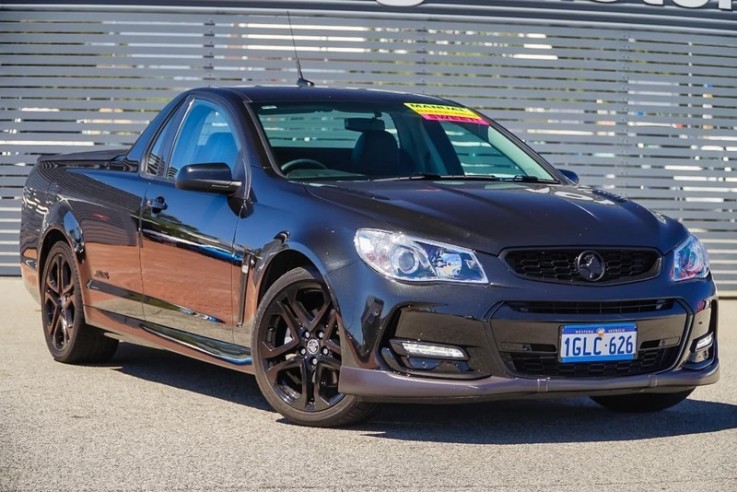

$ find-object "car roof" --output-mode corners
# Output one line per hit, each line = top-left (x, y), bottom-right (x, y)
(195, 85), (458, 105)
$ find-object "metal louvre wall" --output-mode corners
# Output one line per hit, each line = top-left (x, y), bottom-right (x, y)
(1, 3), (736, 294)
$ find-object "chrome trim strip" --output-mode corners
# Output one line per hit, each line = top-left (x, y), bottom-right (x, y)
(88, 279), (225, 324)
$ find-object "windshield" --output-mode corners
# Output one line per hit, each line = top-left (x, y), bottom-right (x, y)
(254, 101), (557, 182)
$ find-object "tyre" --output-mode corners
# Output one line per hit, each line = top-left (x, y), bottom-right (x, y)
(252, 267), (378, 427)
(41, 241), (119, 364)
(591, 389), (694, 413)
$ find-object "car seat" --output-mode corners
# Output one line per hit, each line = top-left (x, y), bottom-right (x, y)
(351, 130), (400, 176)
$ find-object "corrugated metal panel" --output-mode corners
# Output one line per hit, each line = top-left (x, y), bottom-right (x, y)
(1, 3), (735, 295)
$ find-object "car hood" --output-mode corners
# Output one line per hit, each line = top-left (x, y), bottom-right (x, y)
(304, 180), (687, 255)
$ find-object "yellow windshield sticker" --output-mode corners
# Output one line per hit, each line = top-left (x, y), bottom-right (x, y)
(404, 103), (488, 125)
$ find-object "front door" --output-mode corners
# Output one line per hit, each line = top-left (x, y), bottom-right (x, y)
(139, 97), (244, 342)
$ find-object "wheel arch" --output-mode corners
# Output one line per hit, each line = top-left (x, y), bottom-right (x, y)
(37, 206), (89, 300)
(251, 240), (365, 362)
(257, 248), (320, 304)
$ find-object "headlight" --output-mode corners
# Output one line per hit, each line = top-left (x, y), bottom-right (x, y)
(354, 229), (488, 283)
(671, 234), (709, 282)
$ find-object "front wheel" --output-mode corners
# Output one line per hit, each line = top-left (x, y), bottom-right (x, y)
(252, 267), (378, 427)
(591, 389), (694, 413)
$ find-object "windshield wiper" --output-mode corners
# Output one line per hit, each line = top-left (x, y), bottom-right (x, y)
(499, 175), (558, 184)
(369, 173), (558, 183)
(374, 173), (501, 182)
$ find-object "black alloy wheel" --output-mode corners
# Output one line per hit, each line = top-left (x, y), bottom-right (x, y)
(41, 242), (118, 363)
(252, 267), (377, 427)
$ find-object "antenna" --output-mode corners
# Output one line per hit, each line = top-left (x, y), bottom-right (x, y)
(287, 11), (314, 87)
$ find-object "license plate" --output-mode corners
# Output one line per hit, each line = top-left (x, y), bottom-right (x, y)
(560, 323), (637, 363)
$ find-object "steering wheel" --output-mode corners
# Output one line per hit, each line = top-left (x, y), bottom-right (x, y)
(281, 158), (328, 174)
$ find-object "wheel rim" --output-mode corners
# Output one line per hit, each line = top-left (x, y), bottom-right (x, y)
(43, 252), (76, 352)
(259, 280), (344, 412)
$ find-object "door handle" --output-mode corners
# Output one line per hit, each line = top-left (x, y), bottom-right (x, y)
(146, 196), (168, 213)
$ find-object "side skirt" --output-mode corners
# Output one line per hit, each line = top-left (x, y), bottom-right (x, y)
(86, 306), (255, 374)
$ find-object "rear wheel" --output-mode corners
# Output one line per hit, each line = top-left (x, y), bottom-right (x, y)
(591, 389), (694, 413)
(252, 267), (378, 427)
(41, 242), (119, 363)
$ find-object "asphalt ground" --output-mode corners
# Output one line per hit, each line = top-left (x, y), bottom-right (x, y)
(1, 277), (735, 492)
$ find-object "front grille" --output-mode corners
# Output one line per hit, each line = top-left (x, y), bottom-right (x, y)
(503, 248), (660, 284)
(506, 299), (674, 315)
(501, 347), (680, 378)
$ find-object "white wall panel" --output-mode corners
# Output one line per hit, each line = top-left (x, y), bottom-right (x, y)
(1, 2), (735, 294)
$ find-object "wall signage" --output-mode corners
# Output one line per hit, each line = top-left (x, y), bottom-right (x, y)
(588, 0), (732, 11)
(376, 0), (424, 6)
(375, 0), (733, 11)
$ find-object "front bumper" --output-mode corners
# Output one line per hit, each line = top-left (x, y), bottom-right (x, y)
(339, 357), (719, 403)
(328, 256), (720, 403)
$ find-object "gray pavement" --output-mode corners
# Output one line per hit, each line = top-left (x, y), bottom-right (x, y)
(1, 277), (735, 491)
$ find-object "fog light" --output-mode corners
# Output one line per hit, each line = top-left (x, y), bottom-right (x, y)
(399, 340), (467, 360)
(686, 332), (715, 366)
(694, 332), (714, 351)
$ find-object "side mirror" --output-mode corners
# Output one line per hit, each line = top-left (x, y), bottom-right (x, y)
(175, 162), (242, 194)
(558, 169), (579, 185)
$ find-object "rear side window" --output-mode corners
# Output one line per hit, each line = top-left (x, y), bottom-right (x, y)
(167, 99), (241, 179)
(145, 110), (182, 176)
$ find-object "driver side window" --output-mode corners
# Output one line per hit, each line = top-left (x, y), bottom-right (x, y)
(167, 99), (241, 180)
